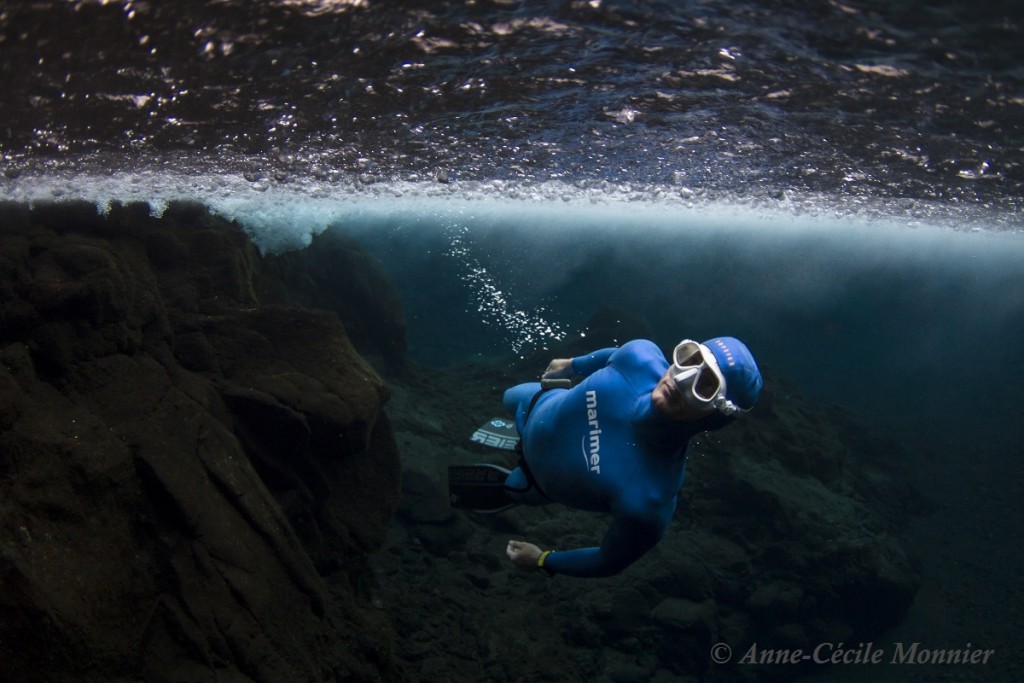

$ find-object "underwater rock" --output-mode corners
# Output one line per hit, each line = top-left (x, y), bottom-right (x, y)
(397, 469), (472, 555)
(0, 201), (402, 682)
(745, 581), (804, 618)
(264, 225), (409, 371)
(650, 597), (717, 633)
(632, 379), (922, 678)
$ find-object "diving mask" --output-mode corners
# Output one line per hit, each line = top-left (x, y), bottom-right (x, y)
(670, 340), (743, 416)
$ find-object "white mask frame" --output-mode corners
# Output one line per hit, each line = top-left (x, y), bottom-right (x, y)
(670, 340), (745, 416)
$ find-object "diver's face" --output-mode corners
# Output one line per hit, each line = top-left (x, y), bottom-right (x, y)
(652, 368), (715, 422)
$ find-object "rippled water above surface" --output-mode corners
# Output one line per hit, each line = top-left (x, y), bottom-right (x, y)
(2, 0), (1022, 218)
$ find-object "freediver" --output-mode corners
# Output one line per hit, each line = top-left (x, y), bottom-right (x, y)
(492, 337), (763, 578)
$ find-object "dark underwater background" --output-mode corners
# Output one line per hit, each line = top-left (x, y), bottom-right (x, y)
(1, 1), (1023, 682)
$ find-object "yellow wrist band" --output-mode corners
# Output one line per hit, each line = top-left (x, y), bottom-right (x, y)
(537, 550), (555, 577)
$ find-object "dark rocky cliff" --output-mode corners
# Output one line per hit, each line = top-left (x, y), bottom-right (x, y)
(0, 200), (403, 682)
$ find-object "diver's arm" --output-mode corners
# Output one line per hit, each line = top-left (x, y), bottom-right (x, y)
(571, 347), (617, 377)
(506, 513), (663, 578)
(543, 347), (617, 381)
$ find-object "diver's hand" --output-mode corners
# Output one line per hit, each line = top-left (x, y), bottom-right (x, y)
(542, 358), (573, 380)
(506, 540), (542, 571)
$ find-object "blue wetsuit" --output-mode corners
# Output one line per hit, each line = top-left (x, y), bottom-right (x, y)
(503, 340), (703, 578)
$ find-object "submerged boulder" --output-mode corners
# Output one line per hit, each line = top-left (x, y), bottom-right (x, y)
(0, 201), (402, 682)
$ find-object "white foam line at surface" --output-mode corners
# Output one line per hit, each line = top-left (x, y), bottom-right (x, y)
(1, 170), (1021, 254)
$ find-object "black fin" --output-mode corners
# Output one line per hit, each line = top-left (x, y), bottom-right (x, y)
(469, 417), (520, 451)
(448, 464), (517, 513)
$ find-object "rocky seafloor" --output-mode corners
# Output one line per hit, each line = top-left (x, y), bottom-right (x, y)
(381, 354), (924, 683)
(1, 202), (926, 682)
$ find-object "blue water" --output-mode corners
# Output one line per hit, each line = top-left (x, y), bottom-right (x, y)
(2, 0), (1023, 680)
(341, 201), (1024, 433)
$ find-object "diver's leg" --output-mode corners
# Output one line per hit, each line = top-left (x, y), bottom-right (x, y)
(502, 383), (549, 505)
(505, 467), (548, 506)
(503, 382), (542, 433)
